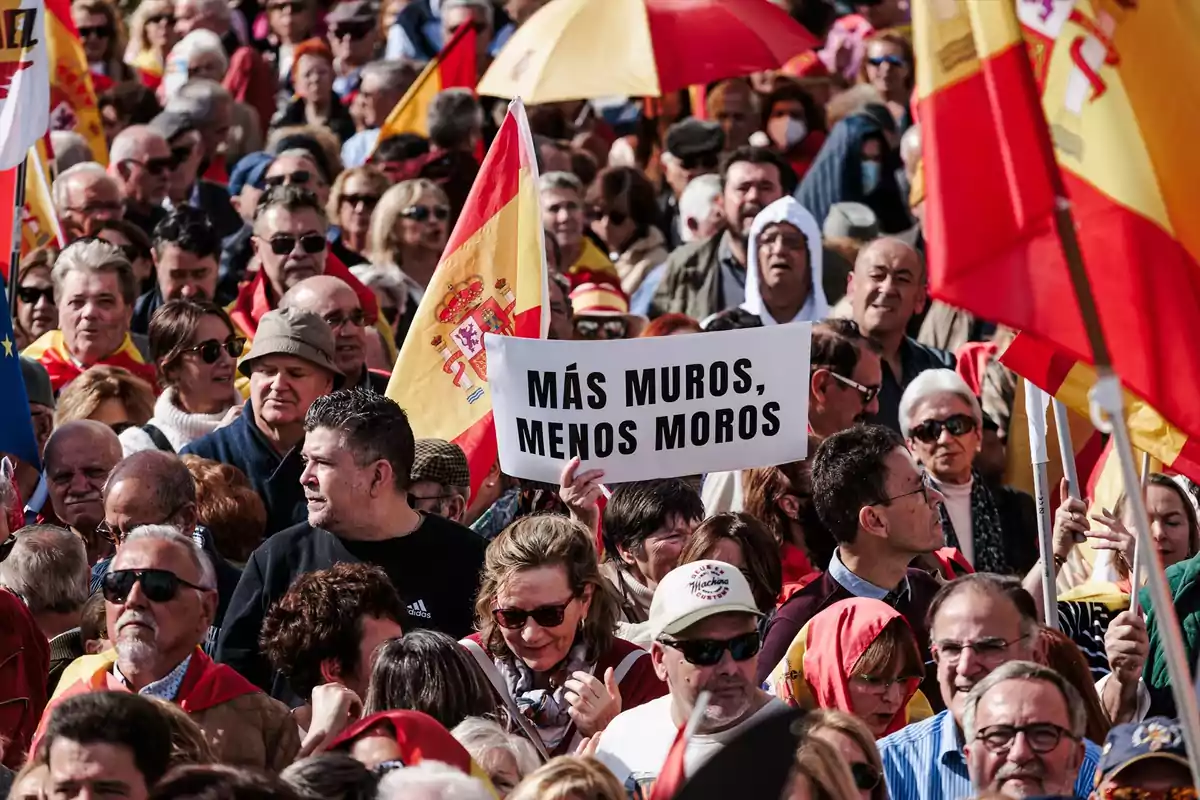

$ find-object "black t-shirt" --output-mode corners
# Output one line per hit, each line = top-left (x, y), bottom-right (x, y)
(340, 513), (488, 638)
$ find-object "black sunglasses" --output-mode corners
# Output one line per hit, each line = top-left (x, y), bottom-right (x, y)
(400, 204), (450, 222)
(492, 597), (577, 630)
(264, 233), (327, 256)
(658, 631), (761, 667)
(574, 317), (627, 340)
(850, 762), (881, 792)
(125, 157), (173, 175)
(266, 170), (312, 188)
(18, 286), (54, 305)
(146, 13), (175, 24)
(102, 568), (209, 604)
(341, 193), (380, 209)
(78, 24), (113, 38)
(330, 23), (371, 39)
(593, 208), (628, 226)
(183, 337), (245, 363)
(910, 413), (977, 443)
(679, 152), (719, 171)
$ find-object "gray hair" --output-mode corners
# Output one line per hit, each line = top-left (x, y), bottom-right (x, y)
(350, 264), (406, 308)
(376, 762), (493, 800)
(53, 239), (138, 305)
(0, 524), (89, 614)
(538, 170), (582, 196)
(441, 0), (493, 29)
(962, 660), (1086, 742)
(679, 174), (722, 243)
(897, 368), (983, 438)
(900, 123), (922, 170)
(360, 59), (420, 92)
(180, 0), (231, 23)
(114, 525), (216, 590)
(451, 717), (540, 777)
(51, 132), (95, 173)
(427, 88), (483, 151)
(109, 125), (169, 168)
(52, 162), (113, 211)
(167, 77), (233, 123)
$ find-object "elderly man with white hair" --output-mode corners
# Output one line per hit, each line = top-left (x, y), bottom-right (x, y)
(898, 369), (1037, 575)
(108, 125), (172, 238)
(52, 163), (123, 241)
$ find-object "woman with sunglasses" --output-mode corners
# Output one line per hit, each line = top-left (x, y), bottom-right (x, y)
(461, 515), (666, 761)
(125, 0), (176, 83)
(118, 300), (243, 455)
(796, 710), (889, 800)
(764, 598), (931, 739)
(858, 32), (915, 133)
(72, 0), (136, 85)
(585, 167), (668, 299)
(327, 166), (389, 266)
(13, 248), (59, 351)
(899, 369), (1037, 578)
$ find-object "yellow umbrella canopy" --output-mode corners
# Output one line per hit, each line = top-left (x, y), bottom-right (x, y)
(479, 0), (819, 103)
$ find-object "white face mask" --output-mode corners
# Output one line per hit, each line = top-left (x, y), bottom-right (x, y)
(782, 117), (808, 149)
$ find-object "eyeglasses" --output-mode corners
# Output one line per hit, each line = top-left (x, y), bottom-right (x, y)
(17, 286), (54, 305)
(910, 414), (977, 443)
(850, 673), (920, 695)
(828, 371), (880, 404)
(341, 193), (380, 210)
(330, 23), (372, 40)
(101, 568), (209, 603)
(492, 596), (577, 630)
(262, 233), (327, 255)
(933, 635), (1028, 665)
(574, 317), (627, 340)
(78, 25), (113, 38)
(850, 762), (881, 792)
(867, 54), (907, 68)
(974, 723), (1077, 754)
(400, 204), (450, 222)
(146, 13), (175, 25)
(657, 631), (761, 667)
(323, 309), (366, 330)
(265, 170), (312, 188)
(874, 475), (933, 506)
(123, 157), (173, 175)
(183, 337), (245, 363)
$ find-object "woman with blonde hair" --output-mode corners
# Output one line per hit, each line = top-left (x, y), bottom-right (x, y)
(507, 756), (624, 800)
(55, 365), (156, 431)
(125, 0), (175, 80)
(462, 515), (666, 760)
(72, 0), (135, 83)
(797, 710), (887, 800)
(327, 166), (389, 266)
(786, 730), (865, 800)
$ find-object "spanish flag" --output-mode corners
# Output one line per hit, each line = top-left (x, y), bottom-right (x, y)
(1001, 333), (1200, 486)
(384, 98), (548, 492)
(45, 0), (106, 165)
(914, 1), (1200, 447)
(374, 24), (477, 146)
(0, 141), (62, 280)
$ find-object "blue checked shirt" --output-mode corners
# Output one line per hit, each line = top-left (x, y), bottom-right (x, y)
(878, 710), (1101, 800)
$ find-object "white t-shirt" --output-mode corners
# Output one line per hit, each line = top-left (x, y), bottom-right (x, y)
(933, 477), (974, 566)
(594, 694), (789, 792)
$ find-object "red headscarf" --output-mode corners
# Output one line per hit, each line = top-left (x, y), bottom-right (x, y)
(802, 598), (920, 737)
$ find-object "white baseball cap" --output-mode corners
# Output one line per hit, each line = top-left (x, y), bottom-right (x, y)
(649, 560), (763, 641)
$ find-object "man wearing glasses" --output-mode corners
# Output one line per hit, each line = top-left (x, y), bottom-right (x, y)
(595, 559), (788, 792)
(878, 574), (1101, 800)
(37, 526), (299, 771)
(963, 661), (1090, 798)
(281, 275), (389, 394)
(107, 126), (172, 240)
(808, 318), (883, 439)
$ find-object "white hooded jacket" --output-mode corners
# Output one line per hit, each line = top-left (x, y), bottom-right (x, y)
(740, 197), (829, 325)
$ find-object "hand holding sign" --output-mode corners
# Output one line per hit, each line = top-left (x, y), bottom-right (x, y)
(560, 456), (604, 538)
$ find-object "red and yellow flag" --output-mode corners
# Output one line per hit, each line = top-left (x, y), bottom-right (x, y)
(0, 140), (64, 280)
(384, 99), (548, 492)
(45, 0), (105, 165)
(375, 24), (477, 146)
(914, 0), (1200, 445)
(1001, 333), (1200, 486)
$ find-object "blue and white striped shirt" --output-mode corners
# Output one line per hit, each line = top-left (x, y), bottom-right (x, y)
(878, 710), (1101, 800)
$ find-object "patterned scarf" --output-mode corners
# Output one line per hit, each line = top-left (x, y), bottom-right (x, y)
(936, 470), (1011, 575)
(495, 641), (591, 751)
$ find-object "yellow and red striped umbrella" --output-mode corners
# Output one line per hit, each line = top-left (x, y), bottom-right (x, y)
(479, 0), (817, 103)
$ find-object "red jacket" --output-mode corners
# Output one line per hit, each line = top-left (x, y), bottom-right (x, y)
(0, 589), (49, 768)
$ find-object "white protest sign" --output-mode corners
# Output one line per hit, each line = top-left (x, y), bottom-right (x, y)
(486, 324), (812, 484)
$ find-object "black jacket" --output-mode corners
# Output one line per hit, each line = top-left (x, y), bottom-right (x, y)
(874, 337), (957, 433)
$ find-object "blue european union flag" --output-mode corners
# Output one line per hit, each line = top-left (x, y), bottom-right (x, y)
(0, 284), (39, 468)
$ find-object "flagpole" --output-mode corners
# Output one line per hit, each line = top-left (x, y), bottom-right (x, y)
(7, 157), (26, 320)
(1026, 381), (1058, 628)
(1051, 399), (1081, 500)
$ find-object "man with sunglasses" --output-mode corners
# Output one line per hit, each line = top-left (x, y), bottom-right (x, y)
(879, 574), (1101, 800)
(758, 425), (945, 698)
(108, 126), (172, 239)
(660, 119), (725, 250)
(595, 560), (787, 791)
(52, 163), (124, 242)
(131, 208), (221, 335)
(809, 319), (884, 438)
(962, 661), (1090, 799)
(216, 389), (486, 703)
(265, 150), (330, 205)
(281, 275), (388, 393)
(39, 526), (300, 771)
(326, 0), (379, 98)
(900, 369), (1038, 577)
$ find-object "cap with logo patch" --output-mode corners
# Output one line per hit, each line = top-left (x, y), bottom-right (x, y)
(649, 559), (762, 641)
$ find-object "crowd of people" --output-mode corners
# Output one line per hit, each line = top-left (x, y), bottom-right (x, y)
(1, 0), (1197, 798)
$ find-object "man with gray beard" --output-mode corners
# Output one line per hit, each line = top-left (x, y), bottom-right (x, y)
(34, 526), (298, 771)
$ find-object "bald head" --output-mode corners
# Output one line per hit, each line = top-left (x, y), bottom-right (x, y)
(44, 421), (122, 473)
(44, 421), (123, 532)
(849, 237), (926, 341)
(109, 126), (171, 207)
(103, 450), (198, 539)
(280, 275), (367, 384)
